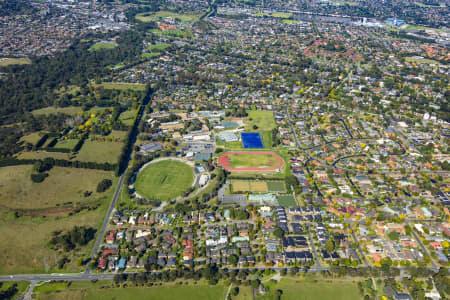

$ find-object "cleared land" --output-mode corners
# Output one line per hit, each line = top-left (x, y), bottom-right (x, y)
(232, 180), (269, 193)
(0, 57), (31, 66)
(0, 175), (117, 274)
(259, 278), (361, 300)
(34, 280), (227, 300)
(246, 110), (276, 131)
(93, 82), (147, 91)
(89, 42), (117, 51)
(32, 106), (82, 116)
(136, 11), (201, 23)
(0, 165), (115, 210)
(76, 140), (122, 164)
(277, 195), (297, 207)
(134, 160), (194, 201)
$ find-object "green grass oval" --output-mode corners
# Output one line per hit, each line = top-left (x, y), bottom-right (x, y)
(134, 160), (194, 201)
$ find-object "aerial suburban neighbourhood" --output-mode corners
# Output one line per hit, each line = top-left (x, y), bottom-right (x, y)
(0, 0), (448, 299)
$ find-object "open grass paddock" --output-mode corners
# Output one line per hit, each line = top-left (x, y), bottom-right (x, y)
(136, 11), (201, 23)
(33, 280), (228, 300)
(0, 174), (118, 274)
(257, 278), (361, 300)
(0, 57), (31, 66)
(246, 110), (276, 131)
(134, 160), (194, 201)
(0, 165), (115, 210)
(89, 42), (117, 52)
(76, 140), (122, 164)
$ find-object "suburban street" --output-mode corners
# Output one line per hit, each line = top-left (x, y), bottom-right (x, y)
(85, 172), (126, 274)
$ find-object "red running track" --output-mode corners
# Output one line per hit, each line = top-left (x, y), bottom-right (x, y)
(218, 151), (284, 172)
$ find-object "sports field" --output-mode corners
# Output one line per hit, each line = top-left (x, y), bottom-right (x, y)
(134, 160), (194, 201)
(241, 132), (264, 148)
(277, 195), (297, 207)
(232, 180), (268, 192)
(231, 180), (286, 193)
(267, 181), (287, 192)
(218, 151), (284, 172)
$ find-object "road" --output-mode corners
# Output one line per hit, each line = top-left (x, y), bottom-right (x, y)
(0, 267), (332, 283)
(406, 220), (438, 271)
(351, 231), (369, 267)
(306, 224), (322, 268)
(85, 172), (126, 274)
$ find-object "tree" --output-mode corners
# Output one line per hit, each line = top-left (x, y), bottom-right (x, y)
(251, 279), (260, 289)
(275, 289), (283, 300)
(231, 287), (239, 296)
(387, 231), (399, 241)
(325, 238), (335, 253)
(273, 227), (284, 239)
(228, 254), (238, 266)
(97, 179), (112, 192)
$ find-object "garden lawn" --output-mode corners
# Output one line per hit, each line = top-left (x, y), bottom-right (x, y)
(134, 160), (194, 202)
(75, 140), (122, 164)
(246, 110), (276, 131)
(0, 165), (115, 210)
